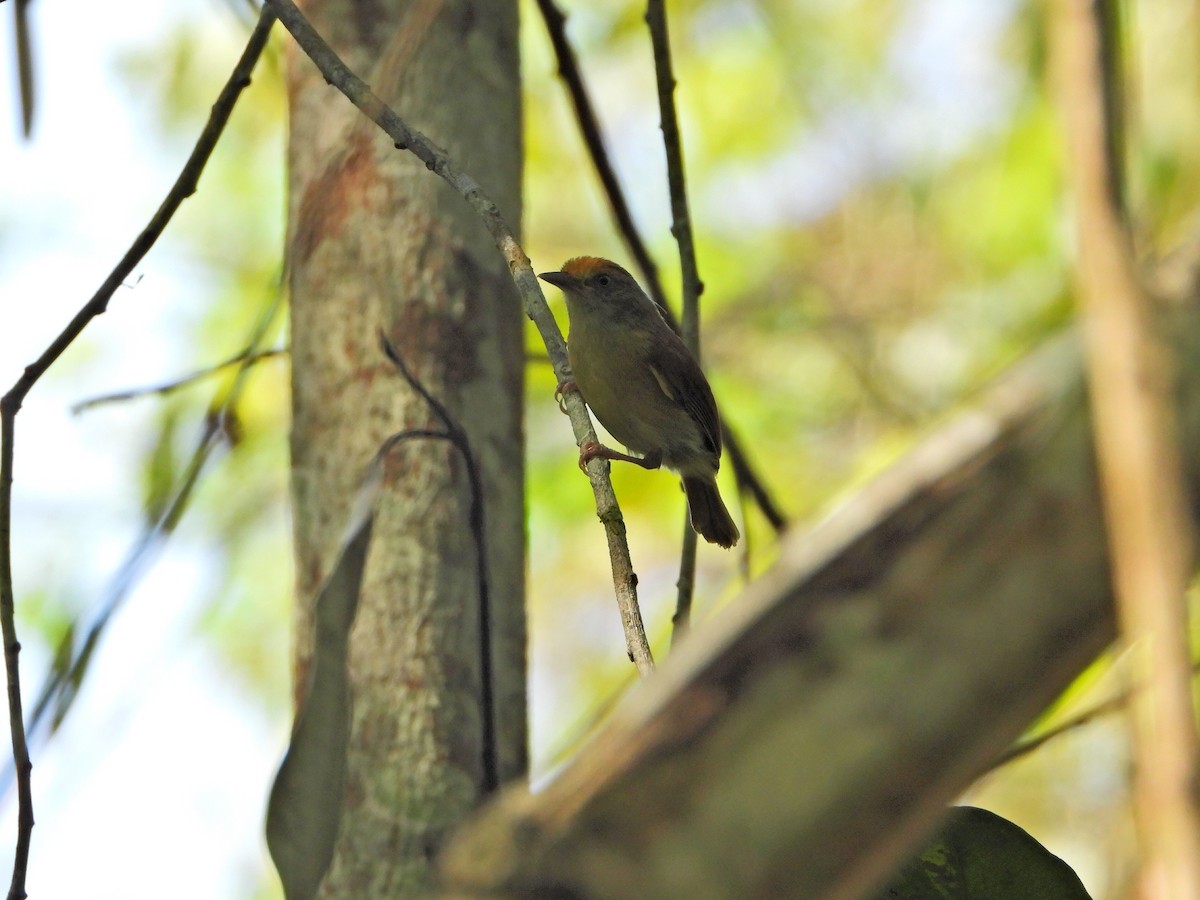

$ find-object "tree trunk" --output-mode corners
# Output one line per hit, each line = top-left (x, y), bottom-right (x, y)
(284, 1), (524, 894)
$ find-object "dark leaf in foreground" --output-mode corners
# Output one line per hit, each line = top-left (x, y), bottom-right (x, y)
(265, 455), (383, 900)
(878, 806), (1091, 900)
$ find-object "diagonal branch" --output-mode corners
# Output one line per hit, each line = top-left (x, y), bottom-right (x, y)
(987, 657), (1200, 773)
(264, 0), (654, 674)
(0, 11), (276, 898)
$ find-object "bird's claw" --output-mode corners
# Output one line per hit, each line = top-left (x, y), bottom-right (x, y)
(578, 440), (605, 473)
(555, 379), (579, 414)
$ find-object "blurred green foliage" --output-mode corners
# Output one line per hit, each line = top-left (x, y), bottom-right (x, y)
(16, 0), (1200, 896)
(114, 18), (292, 709)
(525, 0), (1078, 759)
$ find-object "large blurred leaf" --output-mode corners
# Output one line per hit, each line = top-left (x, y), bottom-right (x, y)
(265, 455), (382, 900)
(878, 806), (1091, 900)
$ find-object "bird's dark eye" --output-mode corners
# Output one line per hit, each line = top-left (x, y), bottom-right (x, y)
(596, 274), (611, 286)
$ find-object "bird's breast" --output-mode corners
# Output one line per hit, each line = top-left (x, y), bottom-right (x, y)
(567, 319), (712, 473)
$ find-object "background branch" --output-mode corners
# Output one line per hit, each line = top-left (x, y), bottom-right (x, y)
(13, 0), (35, 137)
(534, 0), (670, 314)
(0, 11), (276, 898)
(645, 0), (702, 352)
(988, 690), (1130, 773)
(12, 285), (283, 797)
(264, 0), (653, 675)
(71, 347), (287, 414)
(1055, 0), (1200, 894)
(643, 0), (704, 641)
(987, 657), (1200, 773)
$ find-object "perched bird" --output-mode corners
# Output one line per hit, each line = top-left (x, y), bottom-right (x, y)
(539, 257), (739, 548)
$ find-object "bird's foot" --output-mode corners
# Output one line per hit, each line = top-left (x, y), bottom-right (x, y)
(555, 379), (579, 414)
(578, 442), (663, 473)
(578, 440), (607, 473)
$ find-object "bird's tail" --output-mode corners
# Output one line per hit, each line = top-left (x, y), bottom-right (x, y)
(682, 477), (740, 549)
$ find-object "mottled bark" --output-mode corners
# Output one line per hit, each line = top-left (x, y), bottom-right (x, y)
(284, 1), (524, 894)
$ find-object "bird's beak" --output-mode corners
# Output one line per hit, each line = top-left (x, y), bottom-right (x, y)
(538, 270), (578, 291)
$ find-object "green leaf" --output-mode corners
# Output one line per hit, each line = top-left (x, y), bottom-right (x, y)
(878, 806), (1091, 900)
(265, 451), (384, 900)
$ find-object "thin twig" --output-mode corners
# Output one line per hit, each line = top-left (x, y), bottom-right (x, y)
(988, 690), (1130, 773)
(535, 0), (786, 544)
(378, 332), (499, 793)
(264, 0), (653, 674)
(988, 657), (1200, 773)
(727, 439), (786, 531)
(24, 421), (224, 756)
(13, 285), (284, 796)
(0, 415), (26, 900)
(71, 347), (287, 413)
(645, 0), (702, 351)
(0, 11), (276, 898)
(644, 0), (703, 644)
(534, 0), (670, 315)
(14, 0), (34, 137)
(671, 532), (697, 643)
(1056, 1), (1200, 895)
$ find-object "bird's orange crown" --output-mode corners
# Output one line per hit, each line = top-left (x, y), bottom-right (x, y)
(561, 256), (622, 279)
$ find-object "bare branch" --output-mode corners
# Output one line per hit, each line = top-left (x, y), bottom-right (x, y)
(645, 0), (701, 351)
(0, 11), (276, 897)
(988, 658), (1200, 773)
(14, 0), (35, 137)
(989, 685), (1130, 774)
(726, 434), (787, 531)
(644, 0), (706, 641)
(671, 530), (698, 645)
(71, 347), (287, 414)
(534, 0), (670, 314)
(264, 0), (654, 674)
(16, 284), (284, 809)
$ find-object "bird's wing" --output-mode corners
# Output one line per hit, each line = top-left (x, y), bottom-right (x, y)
(647, 334), (722, 458)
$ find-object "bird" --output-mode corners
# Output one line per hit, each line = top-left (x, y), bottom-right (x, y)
(539, 257), (739, 548)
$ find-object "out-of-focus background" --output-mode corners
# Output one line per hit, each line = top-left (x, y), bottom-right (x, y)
(3, 0), (1199, 896)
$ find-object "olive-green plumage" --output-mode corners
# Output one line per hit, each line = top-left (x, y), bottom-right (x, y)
(540, 257), (739, 548)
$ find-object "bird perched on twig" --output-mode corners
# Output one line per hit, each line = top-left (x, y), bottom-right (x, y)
(539, 257), (739, 548)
